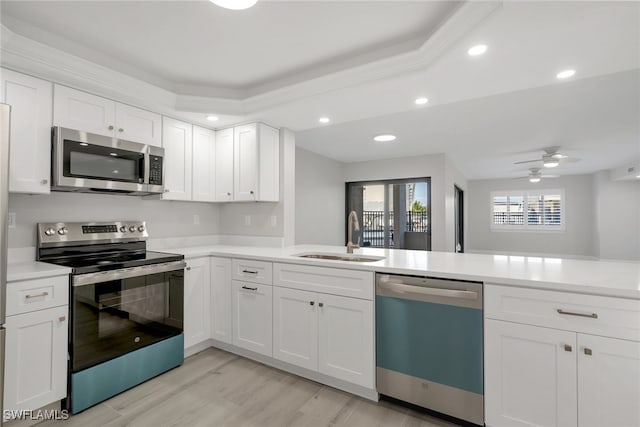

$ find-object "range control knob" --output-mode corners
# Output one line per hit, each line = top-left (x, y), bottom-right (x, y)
(129, 225), (137, 232)
(138, 225), (145, 232)
(119, 226), (127, 233)
(57, 227), (68, 236)
(44, 228), (56, 236)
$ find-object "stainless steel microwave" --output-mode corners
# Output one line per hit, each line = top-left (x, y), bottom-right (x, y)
(52, 127), (164, 195)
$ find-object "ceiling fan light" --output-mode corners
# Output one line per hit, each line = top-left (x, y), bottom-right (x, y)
(210, 0), (258, 10)
(543, 160), (559, 168)
(529, 177), (541, 183)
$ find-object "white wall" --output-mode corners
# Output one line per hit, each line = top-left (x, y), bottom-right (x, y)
(295, 147), (345, 246)
(343, 154), (448, 251)
(592, 171), (640, 260)
(8, 192), (220, 248)
(466, 174), (595, 258)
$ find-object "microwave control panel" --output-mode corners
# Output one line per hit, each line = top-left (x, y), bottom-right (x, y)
(149, 155), (163, 185)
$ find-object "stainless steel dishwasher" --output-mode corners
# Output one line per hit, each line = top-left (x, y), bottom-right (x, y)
(376, 273), (484, 426)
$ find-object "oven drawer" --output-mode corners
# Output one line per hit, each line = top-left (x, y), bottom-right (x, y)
(6, 275), (69, 316)
(232, 259), (272, 285)
(485, 284), (640, 341)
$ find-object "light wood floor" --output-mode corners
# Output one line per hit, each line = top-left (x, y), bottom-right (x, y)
(33, 348), (460, 427)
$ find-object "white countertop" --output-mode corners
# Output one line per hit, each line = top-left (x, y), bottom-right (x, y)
(165, 244), (640, 300)
(7, 261), (72, 282)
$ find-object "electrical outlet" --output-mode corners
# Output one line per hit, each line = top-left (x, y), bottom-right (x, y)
(244, 215), (251, 226)
(7, 212), (15, 229)
(270, 215), (277, 227)
(193, 214), (200, 225)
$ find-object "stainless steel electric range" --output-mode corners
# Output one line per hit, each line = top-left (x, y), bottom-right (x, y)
(37, 221), (186, 414)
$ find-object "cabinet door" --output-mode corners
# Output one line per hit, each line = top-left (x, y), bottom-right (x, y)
(233, 123), (258, 201)
(114, 102), (162, 147)
(53, 85), (115, 137)
(192, 126), (216, 202)
(0, 69), (52, 194)
(211, 257), (232, 344)
(232, 280), (273, 357)
(578, 334), (640, 427)
(215, 128), (234, 201)
(257, 123), (279, 202)
(318, 294), (374, 388)
(184, 257), (211, 349)
(484, 319), (577, 427)
(273, 287), (318, 370)
(3, 306), (68, 412)
(161, 117), (193, 201)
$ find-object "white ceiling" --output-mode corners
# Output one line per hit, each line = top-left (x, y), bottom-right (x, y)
(1, 1), (639, 179)
(0, 0), (460, 97)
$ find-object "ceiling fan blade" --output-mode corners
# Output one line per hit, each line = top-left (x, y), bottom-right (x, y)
(561, 157), (581, 163)
(541, 174), (560, 178)
(514, 159), (541, 165)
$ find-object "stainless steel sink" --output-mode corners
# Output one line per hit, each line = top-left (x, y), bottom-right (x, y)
(294, 253), (385, 263)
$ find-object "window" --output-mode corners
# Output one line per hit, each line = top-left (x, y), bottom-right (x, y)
(346, 178), (431, 250)
(491, 189), (564, 231)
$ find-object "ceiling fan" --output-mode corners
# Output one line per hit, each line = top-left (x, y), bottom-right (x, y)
(515, 168), (559, 183)
(514, 147), (579, 168)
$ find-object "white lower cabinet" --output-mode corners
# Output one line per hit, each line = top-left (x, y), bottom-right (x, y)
(485, 319), (578, 427)
(273, 287), (318, 370)
(232, 280), (273, 357)
(485, 284), (640, 427)
(211, 257), (232, 344)
(317, 293), (374, 388)
(4, 305), (68, 412)
(184, 257), (211, 349)
(577, 334), (640, 427)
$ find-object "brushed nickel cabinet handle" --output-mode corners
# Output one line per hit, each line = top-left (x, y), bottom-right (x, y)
(309, 301), (315, 306)
(186, 267), (191, 271)
(241, 286), (258, 291)
(108, 125), (114, 130)
(564, 344), (572, 352)
(25, 291), (49, 299)
(242, 270), (258, 275)
(118, 128), (124, 132)
(557, 309), (598, 319)
(59, 316), (66, 322)
(41, 179), (48, 185)
(584, 348), (593, 356)
(318, 302), (324, 308)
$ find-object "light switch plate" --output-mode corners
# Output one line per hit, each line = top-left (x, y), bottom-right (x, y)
(244, 215), (251, 226)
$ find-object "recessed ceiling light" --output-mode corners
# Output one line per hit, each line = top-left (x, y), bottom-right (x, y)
(374, 134), (397, 142)
(556, 69), (576, 79)
(414, 97), (429, 106)
(529, 177), (541, 183)
(210, 0), (258, 10)
(318, 117), (330, 124)
(467, 44), (488, 56)
(206, 115), (219, 122)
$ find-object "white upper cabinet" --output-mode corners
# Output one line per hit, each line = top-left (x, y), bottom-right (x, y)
(162, 117), (193, 201)
(114, 102), (162, 147)
(0, 69), (52, 194)
(214, 128), (234, 201)
(53, 85), (115, 137)
(54, 85), (161, 146)
(233, 123), (279, 202)
(192, 126), (216, 202)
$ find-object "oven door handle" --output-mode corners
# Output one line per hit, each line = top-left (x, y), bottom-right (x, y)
(72, 260), (187, 286)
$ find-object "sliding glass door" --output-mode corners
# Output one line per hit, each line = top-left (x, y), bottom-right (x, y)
(346, 178), (431, 250)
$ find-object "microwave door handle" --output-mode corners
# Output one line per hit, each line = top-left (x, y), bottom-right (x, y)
(144, 147), (151, 185)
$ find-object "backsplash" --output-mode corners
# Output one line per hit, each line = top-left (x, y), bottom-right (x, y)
(7, 192), (221, 248)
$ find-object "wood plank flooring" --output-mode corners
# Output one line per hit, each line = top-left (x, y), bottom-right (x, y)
(31, 348), (460, 427)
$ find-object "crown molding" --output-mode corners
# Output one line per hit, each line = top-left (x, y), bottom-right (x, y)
(0, 1), (501, 118)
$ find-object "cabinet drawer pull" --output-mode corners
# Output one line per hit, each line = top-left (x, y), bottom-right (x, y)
(242, 270), (258, 275)
(584, 348), (593, 356)
(563, 344), (572, 352)
(241, 286), (258, 291)
(118, 128), (124, 132)
(25, 291), (49, 299)
(557, 309), (598, 319)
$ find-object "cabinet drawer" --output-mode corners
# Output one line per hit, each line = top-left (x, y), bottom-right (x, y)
(274, 263), (374, 300)
(6, 276), (69, 316)
(485, 284), (640, 341)
(232, 259), (272, 285)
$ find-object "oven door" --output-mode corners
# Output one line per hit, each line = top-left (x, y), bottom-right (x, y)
(52, 127), (148, 194)
(70, 261), (185, 373)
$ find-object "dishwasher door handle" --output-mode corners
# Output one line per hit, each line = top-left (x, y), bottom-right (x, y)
(378, 280), (479, 300)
